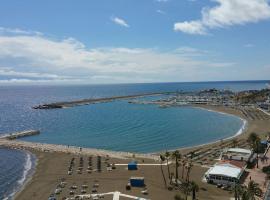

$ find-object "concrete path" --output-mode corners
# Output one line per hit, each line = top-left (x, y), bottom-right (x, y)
(115, 162), (172, 166)
(257, 108), (270, 116)
(244, 145), (270, 194)
(69, 191), (150, 200)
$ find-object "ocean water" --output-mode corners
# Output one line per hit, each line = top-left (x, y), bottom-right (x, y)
(0, 148), (35, 200)
(0, 80), (269, 199)
(21, 101), (244, 153)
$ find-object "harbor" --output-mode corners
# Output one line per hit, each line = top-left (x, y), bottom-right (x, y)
(32, 92), (172, 109)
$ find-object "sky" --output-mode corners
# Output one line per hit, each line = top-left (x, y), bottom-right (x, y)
(0, 0), (270, 85)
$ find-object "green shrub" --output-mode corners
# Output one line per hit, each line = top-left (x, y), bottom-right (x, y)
(262, 165), (270, 174)
(174, 194), (184, 200)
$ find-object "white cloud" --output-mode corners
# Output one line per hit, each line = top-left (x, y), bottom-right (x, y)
(0, 27), (43, 36)
(174, 0), (270, 34)
(174, 20), (207, 35)
(0, 78), (81, 84)
(174, 46), (209, 56)
(0, 30), (240, 84)
(0, 69), (68, 79)
(111, 17), (129, 28)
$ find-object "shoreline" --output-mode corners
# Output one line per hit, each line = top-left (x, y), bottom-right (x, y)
(0, 105), (268, 200)
(154, 105), (248, 154)
(13, 151), (36, 200)
(1, 149), (36, 200)
(0, 105), (246, 160)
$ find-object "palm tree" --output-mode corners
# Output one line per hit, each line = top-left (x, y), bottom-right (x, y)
(185, 161), (193, 183)
(181, 158), (187, 179)
(165, 151), (172, 182)
(247, 132), (260, 168)
(241, 191), (250, 200)
(171, 150), (181, 181)
(189, 151), (195, 160)
(246, 180), (262, 199)
(160, 154), (167, 188)
(233, 183), (244, 200)
(190, 181), (199, 200)
(232, 138), (238, 147)
(247, 132), (259, 148)
(182, 182), (191, 200)
(174, 194), (184, 200)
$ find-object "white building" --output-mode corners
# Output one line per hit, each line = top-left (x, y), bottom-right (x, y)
(204, 162), (245, 185)
(220, 148), (253, 162)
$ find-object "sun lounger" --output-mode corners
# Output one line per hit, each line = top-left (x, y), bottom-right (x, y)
(70, 185), (77, 189)
(81, 189), (86, 194)
(69, 190), (75, 195)
(82, 184), (88, 189)
(54, 188), (61, 195)
(141, 189), (148, 195)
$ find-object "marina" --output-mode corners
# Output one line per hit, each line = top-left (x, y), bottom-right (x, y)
(32, 92), (171, 109)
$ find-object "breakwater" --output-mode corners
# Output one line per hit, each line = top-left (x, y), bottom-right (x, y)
(1, 130), (40, 140)
(33, 92), (171, 109)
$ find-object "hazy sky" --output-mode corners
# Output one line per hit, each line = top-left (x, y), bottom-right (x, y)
(0, 0), (270, 84)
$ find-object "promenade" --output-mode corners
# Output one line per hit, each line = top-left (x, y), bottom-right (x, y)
(244, 145), (270, 197)
(0, 138), (159, 160)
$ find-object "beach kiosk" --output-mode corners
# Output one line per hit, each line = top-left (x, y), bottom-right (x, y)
(128, 161), (137, 170)
(130, 177), (145, 187)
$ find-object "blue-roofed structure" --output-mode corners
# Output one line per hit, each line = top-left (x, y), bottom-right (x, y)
(130, 177), (145, 187)
(128, 161), (137, 170)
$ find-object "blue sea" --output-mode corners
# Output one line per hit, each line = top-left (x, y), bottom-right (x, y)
(0, 148), (35, 200)
(0, 80), (269, 199)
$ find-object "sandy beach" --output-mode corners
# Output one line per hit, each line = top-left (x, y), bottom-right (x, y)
(1, 105), (270, 200)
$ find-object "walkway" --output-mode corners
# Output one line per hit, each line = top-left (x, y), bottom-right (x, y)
(68, 191), (150, 200)
(115, 162), (172, 166)
(257, 108), (270, 116)
(244, 145), (270, 194)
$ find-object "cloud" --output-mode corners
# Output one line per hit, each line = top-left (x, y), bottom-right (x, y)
(156, 9), (166, 14)
(111, 17), (129, 28)
(0, 68), (69, 79)
(244, 43), (254, 48)
(155, 0), (169, 2)
(0, 29), (240, 84)
(174, 46), (209, 56)
(174, 21), (207, 35)
(174, 0), (270, 35)
(0, 27), (43, 36)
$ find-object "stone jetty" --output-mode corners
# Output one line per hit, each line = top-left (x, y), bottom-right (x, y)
(32, 92), (172, 109)
(2, 130), (40, 140)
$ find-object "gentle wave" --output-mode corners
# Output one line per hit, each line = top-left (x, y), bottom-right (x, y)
(195, 106), (248, 138)
(2, 151), (35, 200)
(17, 153), (32, 185)
(168, 107), (248, 153)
